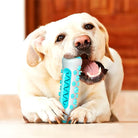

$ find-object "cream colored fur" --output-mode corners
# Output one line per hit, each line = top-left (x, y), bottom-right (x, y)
(18, 13), (124, 123)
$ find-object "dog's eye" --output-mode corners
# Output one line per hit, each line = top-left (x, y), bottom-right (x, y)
(84, 24), (94, 30)
(56, 34), (65, 42)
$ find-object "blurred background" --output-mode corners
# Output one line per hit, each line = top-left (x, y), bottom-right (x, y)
(0, 0), (138, 94)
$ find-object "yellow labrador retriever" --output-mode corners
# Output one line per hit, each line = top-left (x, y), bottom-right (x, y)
(18, 13), (124, 123)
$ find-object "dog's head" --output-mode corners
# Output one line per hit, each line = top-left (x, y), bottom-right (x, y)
(26, 13), (114, 84)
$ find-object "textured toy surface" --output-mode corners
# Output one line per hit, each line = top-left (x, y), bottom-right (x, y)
(59, 56), (82, 123)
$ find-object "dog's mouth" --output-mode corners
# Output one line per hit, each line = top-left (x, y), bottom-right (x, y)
(80, 54), (108, 85)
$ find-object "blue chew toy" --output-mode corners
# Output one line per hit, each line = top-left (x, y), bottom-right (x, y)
(59, 56), (82, 123)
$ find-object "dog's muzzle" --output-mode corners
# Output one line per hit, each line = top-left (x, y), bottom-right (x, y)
(79, 54), (108, 85)
(64, 35), (107, 85)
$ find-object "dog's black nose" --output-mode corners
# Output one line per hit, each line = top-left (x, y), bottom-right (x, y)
(74, 35), (91, 50)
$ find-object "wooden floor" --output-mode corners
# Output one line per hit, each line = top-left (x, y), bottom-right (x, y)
(0, 91), (138, 137)
(0, 120), (138, 138)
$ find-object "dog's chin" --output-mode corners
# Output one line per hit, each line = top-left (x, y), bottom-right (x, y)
(79, 54), (108, 85)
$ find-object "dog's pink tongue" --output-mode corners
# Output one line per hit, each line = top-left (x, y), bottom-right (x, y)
(82, 60), (99, 75)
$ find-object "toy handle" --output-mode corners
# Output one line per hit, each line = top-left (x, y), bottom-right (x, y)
(59, 56), (82, 123)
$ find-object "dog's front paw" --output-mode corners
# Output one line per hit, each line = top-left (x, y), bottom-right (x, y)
(21, 97), (65, 124)
(69, 106), (96, 124)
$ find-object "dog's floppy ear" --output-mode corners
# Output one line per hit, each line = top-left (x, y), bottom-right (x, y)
(26, 26), (46, 67)
(94, 18), (114, 62)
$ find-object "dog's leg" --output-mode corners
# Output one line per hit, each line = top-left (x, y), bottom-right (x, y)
(104, 49), (124, 121)
(69, 81), (111, 123)
(20, 96), (65, 123)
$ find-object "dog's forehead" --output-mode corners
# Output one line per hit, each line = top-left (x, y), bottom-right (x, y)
(45, 13), (95, 31)
(59, 12), (93, 23)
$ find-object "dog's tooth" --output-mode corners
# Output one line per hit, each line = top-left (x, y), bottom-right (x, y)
(87, 72), (91, 77)
(87, 72), (95, 78)
(98, 67), (101, 74)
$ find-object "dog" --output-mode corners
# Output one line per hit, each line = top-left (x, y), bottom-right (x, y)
(18, 13), (124, 123)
